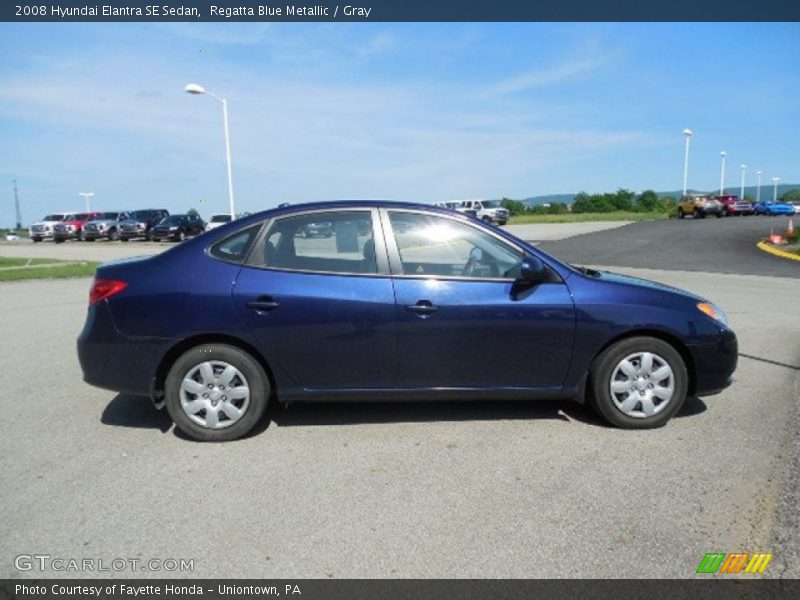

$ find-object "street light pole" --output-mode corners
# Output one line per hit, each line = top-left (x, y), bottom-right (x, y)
(79, 192), (94, 212)
(772, 177), (780, 202)
(756, 171), (763, 203)
(13, 179), (22, 229)
(739, 164), (747, 200)
(682, 129), (693, 198)
(185, 83), (236, 219)
(719, 151), (727, 196)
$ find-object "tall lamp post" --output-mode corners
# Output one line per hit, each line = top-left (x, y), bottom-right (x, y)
(739, 164), (747, 200)
(719, 151), (727, 196)
(79, 192), (94, 212)
(772, 177), (780, 202)
(756, 170), (763, 203)
(682, 128), (693, 198)
(185, 83), (236, 219)
(13, 179), (22, 229)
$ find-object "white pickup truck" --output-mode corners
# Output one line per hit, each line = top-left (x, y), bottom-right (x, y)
(457, 200), (509, 225)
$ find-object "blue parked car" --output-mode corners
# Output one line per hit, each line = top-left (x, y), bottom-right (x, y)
(78, 201), (737, 441)
(753, 201), (795, 216)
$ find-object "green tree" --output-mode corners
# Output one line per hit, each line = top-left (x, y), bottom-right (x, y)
(780, 189), (800, 202)
(547, 202), (568, 214)
(187, 208), (200, 217)
(613, 188), (635, 211)
(572, 192), (592, 213)
(636, 189), (661, 212)
(500, 197), (527, 216)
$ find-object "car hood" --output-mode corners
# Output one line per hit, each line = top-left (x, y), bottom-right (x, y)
(587, 269), (704, 302)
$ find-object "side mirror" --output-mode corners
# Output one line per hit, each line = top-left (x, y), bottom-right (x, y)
(519, 257), (547, 283)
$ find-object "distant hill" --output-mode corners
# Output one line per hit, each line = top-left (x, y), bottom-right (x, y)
(511, 184), (799, 206)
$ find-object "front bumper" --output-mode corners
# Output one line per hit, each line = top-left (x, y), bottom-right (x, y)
(687, 329), (738, 396)
(77, 301), (171, 397)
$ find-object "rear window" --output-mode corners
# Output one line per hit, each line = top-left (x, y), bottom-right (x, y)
(210, 225), (261, 263)
(211, 215), (232, 223)
(261, 211), (376, 275)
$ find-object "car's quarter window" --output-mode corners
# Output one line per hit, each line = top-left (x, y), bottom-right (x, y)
(209, 225), (261, 263)
(387, 211), (523, 279)
(261, 211), (377, 274)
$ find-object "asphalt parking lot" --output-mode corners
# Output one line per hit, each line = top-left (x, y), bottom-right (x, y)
(1, 218), (798, 579)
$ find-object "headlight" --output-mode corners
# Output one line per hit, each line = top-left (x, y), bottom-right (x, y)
(697, 302), (728, 326)
(169, 226), (178, 231)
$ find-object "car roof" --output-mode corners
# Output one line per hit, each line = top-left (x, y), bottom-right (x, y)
(243, 200), (468, 222)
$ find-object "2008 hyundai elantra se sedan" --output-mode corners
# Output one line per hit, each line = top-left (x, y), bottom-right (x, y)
(78, 201), (737, 441)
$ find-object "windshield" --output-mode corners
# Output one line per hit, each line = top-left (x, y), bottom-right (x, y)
(42, 214), (65, 221)
(129, 210), (157, 220)
(96, 212), (120, 220)
(481, 200), (501, 208)
(211, 215), (232, 223)
(160, 216), (183, 225)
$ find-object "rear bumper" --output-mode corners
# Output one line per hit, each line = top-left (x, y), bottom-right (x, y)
(77, 302), (171, 397)
(687, 329), (738, 396)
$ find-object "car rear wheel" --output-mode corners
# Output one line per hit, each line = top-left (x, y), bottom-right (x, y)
(165, 344), (270, 442)
(588, 336), (688, 429)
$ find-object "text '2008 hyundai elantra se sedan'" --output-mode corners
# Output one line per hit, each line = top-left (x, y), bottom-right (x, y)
(78, 201), (737, 441)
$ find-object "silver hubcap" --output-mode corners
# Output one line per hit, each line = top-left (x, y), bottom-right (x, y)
(179, 361), (250, 429)
(609, 352), (675, 418)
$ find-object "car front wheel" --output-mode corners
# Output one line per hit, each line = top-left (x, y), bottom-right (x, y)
(588, 336), (688, 429)
(165, 344), (270, 441)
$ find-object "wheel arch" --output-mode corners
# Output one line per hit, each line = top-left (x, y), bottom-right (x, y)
(151, 333), (276, 408)
(588, 328), (697, 396)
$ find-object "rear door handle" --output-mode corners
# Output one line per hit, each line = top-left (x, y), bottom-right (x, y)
(246, 296), (280, 312)
(405, 300), (438, 316)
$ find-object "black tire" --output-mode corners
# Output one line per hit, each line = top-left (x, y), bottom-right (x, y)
(678, 209), (685, 219)
(481, 216), (492, 223)
(120, 237), (129, 242)
(178, 230), (186, 242)
(145, 230), (152, 241)
(109, 228), (119, 241)
(165, 344), (270, 442)
(32, 237), (42, 242)
(587, 336), (688, 429)
(77, 230), (85, 241)
(716, 211), (722, 218)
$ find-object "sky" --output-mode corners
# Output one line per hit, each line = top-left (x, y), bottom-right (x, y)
(0, 22), (798, 225)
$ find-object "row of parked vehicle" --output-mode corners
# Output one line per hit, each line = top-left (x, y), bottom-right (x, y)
(29, 210), (234, 243)
(433, 199), (509, 225)
(677, 194), (799, 219)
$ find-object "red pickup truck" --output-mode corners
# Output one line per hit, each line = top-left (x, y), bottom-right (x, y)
(52, 212), (101, 242)
(716, 195), (754, 216)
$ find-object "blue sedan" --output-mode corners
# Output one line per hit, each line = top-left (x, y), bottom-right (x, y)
(78, 201), (737, 441)
(754, 201), (795, 216)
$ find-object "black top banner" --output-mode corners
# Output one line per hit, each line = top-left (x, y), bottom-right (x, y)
(3, 0), (800, 22)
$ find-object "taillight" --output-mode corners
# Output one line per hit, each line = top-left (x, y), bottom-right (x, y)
(89, 278), (127, 305)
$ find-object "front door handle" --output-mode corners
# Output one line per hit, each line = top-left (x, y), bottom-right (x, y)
(405, 300), (438, 316)
(246, 296), (280, 312)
